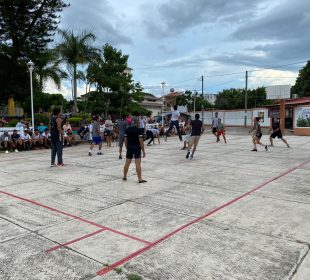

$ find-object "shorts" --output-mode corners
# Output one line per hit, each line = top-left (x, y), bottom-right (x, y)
(189, 135), (201, 146)
(255, 132), (262, 139)
(271, 131), (282, 139)
(212, 127), (217, 134)
(104, 130), (112, 136)
(217, 130), (225, 136)
(183, 134), (191, 142)
(119, 135), (125, 147)
(92, 136), (102, 145)
(126, 146), (141, 159)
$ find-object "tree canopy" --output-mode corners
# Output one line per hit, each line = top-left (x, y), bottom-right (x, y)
(0, 0), (68, 101)
(291, 61), (310, 97)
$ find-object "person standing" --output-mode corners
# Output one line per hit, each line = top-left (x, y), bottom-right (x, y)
(186, 113), (203, 160)
(217, 118), (227, 143)
(165, 104), (182, 141)
(50, 107), (64, 167)
(211, 112), (220, 142)
(268, 118), (290, 148)
(123, 117), (146, 183)
(89, 115), (103, 156)
(249, 117), (268, 152)
(117, 116), (127, 159)
(181, 119), (192, 150)
(104, 115), (113, 147)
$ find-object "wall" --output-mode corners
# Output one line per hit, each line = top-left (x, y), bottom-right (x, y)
(190, 108), (271, 127)
(293, 106), (310, 136)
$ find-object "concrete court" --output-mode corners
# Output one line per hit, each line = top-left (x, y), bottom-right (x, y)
(0, 130), (309, 280)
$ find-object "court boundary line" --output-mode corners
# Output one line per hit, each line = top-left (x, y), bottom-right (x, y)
(96, 158), (310, 275)
(46, 228), (106, 252)
(0, 190), (151, 245)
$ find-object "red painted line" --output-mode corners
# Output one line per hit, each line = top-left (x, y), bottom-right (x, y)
(47, 229), (106, 253)
(0, 190), (151, 245)
(97, 158), (310, 275)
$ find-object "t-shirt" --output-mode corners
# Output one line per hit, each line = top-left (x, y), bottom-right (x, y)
(11, 133), (20, 141)
(92, 121), (100, 137)
(37, 125), (47, 133)
(150, 128), (159, 136)
(0, 134), (11, 142)
(272, 122), (280, 131)
(118, 120), (127, 136)
(50, 116), (62, 141)
(32, 133), (41, 139)
(21, 133), (31, 141)
(191, 119), (203, 136)
(217, 123), (225, 131)
(255, 122), (262, 134)
(41, 132), (51, 139)
(125, 126), (142, 147)
(212, 117), (219, 128)
(105, 120), (113, 131)
(171, 108), (180, 121)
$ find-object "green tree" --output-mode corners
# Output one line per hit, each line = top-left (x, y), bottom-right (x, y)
(55, 29), (98, 113)
(177, 90), (213, 111)
(291, 61), (310, 97)
(0, 0), (68, 102)
(35, 51), (68, 92)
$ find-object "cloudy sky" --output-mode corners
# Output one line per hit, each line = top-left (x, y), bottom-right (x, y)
(45, 0), (310, 99)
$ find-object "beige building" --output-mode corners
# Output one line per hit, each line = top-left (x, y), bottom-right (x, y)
(140, 93), (162, 116)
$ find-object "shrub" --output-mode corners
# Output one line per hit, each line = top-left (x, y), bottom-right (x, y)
(68, 117), (82, 127)
(297, 117), (310, 127)
(5, 119), (19, 127)
(34, 113), (50, 125)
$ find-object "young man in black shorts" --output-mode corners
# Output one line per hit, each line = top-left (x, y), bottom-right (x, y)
(249, 117), (268, 152)
(268, 118), (290, 148)
(123, 117), (146, 183)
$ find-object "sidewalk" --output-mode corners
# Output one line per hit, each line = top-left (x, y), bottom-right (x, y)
(0, 132), (309, 280)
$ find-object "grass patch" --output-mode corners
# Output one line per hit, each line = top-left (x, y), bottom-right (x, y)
(126, 273), (143, 280)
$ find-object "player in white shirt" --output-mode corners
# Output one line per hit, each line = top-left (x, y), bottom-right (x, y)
(165, 104), (182, 142)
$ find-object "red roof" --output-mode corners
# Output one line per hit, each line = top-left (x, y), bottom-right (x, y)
(283, 97), (310, 105)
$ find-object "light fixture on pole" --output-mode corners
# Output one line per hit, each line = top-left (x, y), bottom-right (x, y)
(160, 82), (166, 127)
(27, 60), (35, 133)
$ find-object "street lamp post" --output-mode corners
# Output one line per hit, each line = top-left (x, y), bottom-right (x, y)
(27, 60), (35, 133)
(161, 82), (166, 127)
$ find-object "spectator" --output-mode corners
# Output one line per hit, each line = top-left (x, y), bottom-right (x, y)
(50, 107), (64, 167)
(41, 128), (51, 148)
(11, 129), (22, 152)
(32, 129), (43, 148)
(37, 122), (48, 133)
(0, 131), (12, 153)
(104, 115), (113, 147)
(21, 130), (32, 150)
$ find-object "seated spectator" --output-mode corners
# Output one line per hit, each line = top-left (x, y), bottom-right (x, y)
(32, 129), (43, 148)
(0, 131), (12, 153)
(78, 125), (89, 140)
(37, 122), (48, 133)
(65, 128), (75, 146)
(21, 130), (32, 150)
(11, 129), (22, 152)
(41, 128), (51, 148)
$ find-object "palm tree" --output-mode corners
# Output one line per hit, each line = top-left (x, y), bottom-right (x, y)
(35, 51), (68, 93)
(55, 29), (98, 113)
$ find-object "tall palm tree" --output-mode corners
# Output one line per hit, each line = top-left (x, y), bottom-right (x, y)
(35, 51), (68, 93)
(55, 29), (98, 113)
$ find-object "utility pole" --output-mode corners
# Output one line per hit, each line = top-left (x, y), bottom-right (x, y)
(201, 75), (204, 124)
(244, 71), (248, 127)
(161, 82), (166, 127)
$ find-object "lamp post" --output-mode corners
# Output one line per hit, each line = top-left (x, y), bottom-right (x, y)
(161, 82), (166, 127)
(27, 60), (35, 133)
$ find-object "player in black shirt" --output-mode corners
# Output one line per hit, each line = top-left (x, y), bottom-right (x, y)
(50, 107), (64, 167)
(186, 114), (203, 160)
(123, 117), (146, 183)
(268, 119), (290, 148)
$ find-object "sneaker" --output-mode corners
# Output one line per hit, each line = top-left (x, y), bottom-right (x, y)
(287, 144), (290, 148)
(88, 152), (92, 156)
(268, 144), (273, 147)
(190, 155), (194, 160)
(50, 164), (57, 167)
(186, 151), (190, 159)
(251, 148), (257, 152)
(119, 155), (122, 159)
(265, 145), (268, 151)
(181, 147), (186, 150)
(97, 152), (103, 155)
(57, 163), (65, 167)
(15, 149), (19, 153)
(147, 144), (152, 146)
(164, 135), (167, 142)
(5, 150), (8, 154)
